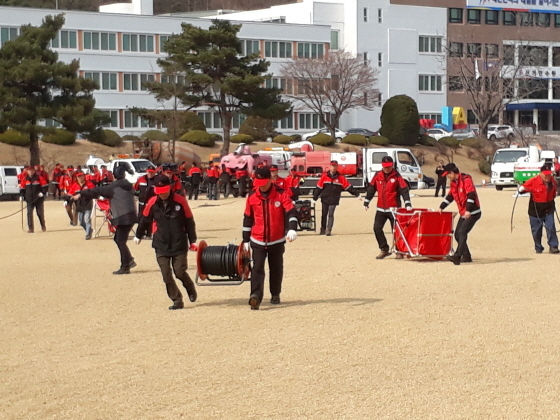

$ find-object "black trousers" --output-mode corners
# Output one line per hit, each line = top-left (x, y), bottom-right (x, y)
(189, 182), (200, 200)
(435, 178), (447, 197)
(321, 202), (337, 230)
(238, 177), (248, 197)
(207, 182), (218, 200)
(454, 212), (481, 258)
(27, 199), (45, 230)
(114, 224), (134, 268)
(250, 243), (285, 302)
(138, 203), (152, 236)
(373, 211), (394, 252)
(156, 252), (196, 304)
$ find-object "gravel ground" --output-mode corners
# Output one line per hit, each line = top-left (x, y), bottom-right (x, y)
(1, 187), (560, 419)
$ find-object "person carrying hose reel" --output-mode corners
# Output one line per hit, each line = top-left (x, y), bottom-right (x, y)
(135, 176), (198, 310)
(242, 167), (299, 310)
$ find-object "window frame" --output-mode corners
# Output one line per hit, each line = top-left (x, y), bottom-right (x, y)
(449, 8), (464, 24)
(503, 11), (517, 26)
(467, 9), (481, 24)
(485, 10), (499, 25)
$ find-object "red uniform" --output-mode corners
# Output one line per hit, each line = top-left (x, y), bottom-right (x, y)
(314, 170), (359, 205)
(189, 166), (202, 177)
(364, 170), (411, 210)
(442, 173), (480, 217)
(285, 174), (302, 199)
(522, 174), (557, 218)
(273, 176), (287, 190)
(59, 173), (73, 194)
(96, 169), (114, 185)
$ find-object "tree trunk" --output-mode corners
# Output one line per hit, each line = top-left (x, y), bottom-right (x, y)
(29, 131), (40, 166)
(220, 111), (233, 157)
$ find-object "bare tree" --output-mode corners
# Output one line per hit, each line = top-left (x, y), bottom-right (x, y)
(281, 49), (379, 138)
(446, 31), (547, 137)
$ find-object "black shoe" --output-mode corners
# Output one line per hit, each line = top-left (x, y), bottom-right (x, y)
(319, 229), (326, 235)
(326, 229), (332, 236)
(168, 302), (184, 310)
(27, 229), (34, 233)
(85, 234), (92, 240)
(395, 253), (404, 260)
(41, 225), (46, 232)
(249, 295), (260, 310)
(446, 255), (461, 265)
(188, 290), (197, 303)
(536, 250), (543, 254)
(129, 259), (137, 269)
(550, 247), (559, 254)
(460, 255), (473, 263)
(376, 251), (391, 260)
(270, 295), (281, 305)
(112, 267), (130, 275)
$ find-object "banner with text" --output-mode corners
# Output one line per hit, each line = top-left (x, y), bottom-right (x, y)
(467, 0), (560, 13)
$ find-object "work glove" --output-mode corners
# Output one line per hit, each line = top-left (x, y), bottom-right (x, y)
(518, 186), (525, 193)
(286, 230), (297, 242)
(63, 201), (68, 206)
(19, 196), (24, 202)
(243, 242), (251, 252)
(38, 192), (44, 198)
(356, 194), (363, 201)
(189, 243), (198, 252)
(312, 199), (317, 204)
(406, 206), (413, 211)
(133, 237), (141, 245)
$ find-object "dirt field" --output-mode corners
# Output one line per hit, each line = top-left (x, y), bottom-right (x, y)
(2, 186), (560, 419)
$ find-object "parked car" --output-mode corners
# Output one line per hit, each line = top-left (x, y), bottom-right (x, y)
(422, 175), (435, 189)
(426, 128), (452, 141)
(487, 125), (515, 141)
(346, 128), (378, 138)
(452, 128), (477, 141)
(301, 128), (348, 142)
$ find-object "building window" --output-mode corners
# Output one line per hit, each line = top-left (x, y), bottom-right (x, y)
(84, 71), (101, 86)
(377, 92), (382, 107)
(378, 8), (383, 23)
(419, 75), (443, 92)
(140, 74), (155, 91)
(449, 8), (463, 24)
(297, 43), (324, 58)
(364, 7), (369, 23)
(44, 118), (61, 128)
(241, 39), (260, 56)
(520, 45), (548, 66)
(467, 9), (481, 24)
(503, 44), (515, 65)
(264, 41), (293, 58)
(467, 110), (478, 124)
(448, 76), (463, 92)
(520, 12), (533, 26)
(485, 10), (499, 25)
(103, 110), (119, 128)
(419, 36), (442, 53)
(273, 114), (294, 129)
(123, 34), (154, 52)
(363, 52), (369, 64)
(51, 30), (77, 49)
(124, 111), (138, 128)
(535, 13), (550, 27)
(503, 11), (516, 26)
(160, 35), (169, 52)
(265, 77), (293, 94)
(0, 27), (19, 46)
(449, 42), (463, 57)
(85, 32), (116, 50)
(378, 52), (383, 67)
(419, 113), (442, 124)
(102, 72), (117, 90)
(467, 43), (482, 58)
(330, 31), (339, 50)
(485, 44), (499, 59)
(232, 113), (247, 129)
(299, 113), (324, 129)
(555, 14), (560, 28)
(123, 73), (139, 91)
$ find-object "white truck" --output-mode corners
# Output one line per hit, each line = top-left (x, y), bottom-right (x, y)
(257, 147), (293, 170)
(490, 146), (530, 190)
(86, 155), (155, 184)
(298, 147), (424, 194)
(0, 165), (24, 200)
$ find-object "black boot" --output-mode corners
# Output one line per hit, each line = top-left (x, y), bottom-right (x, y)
(112, 266), (130, 275)
(270, 295), (281, 304)
(446, 255), (461, 265)
(248, 295), (260, 310)
(326, 229), (332, 236)
(319, 228), (326, 235)
(168, 301), (184, 310)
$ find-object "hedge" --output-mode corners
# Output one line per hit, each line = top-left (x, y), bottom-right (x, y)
(418, 135), (437, 146)
(460, 137), (482, 148)
(141, 130), (169, 141)
(122, 134), (140, 141)
(290, 134), (302, 142)
(309, 133), (335, 146)
(379, 95), (420, 146)
(274, 134), (293, 145)
(478, 159), (491, 175)
(88, 129), (123, 147)
(369, 135), (390, 146)
(41, 129), (76, 146)
(182, 111), (207, 132)
(0, 130), (30, 147)
(178, 130), (215, 147)
(230, 134), (254, 144)
(239, 116), (274, 142)
(342, 134), (367, 146)
(439, 136), (460, 148)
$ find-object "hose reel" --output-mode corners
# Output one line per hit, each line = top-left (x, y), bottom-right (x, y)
(195, 240), (251, 286)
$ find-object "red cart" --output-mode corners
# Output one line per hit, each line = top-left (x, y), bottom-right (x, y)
(392, 208), (456, 260)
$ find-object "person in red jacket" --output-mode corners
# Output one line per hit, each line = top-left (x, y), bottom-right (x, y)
(270, 165), (287, 190)
(67, 171), (96, 239)
(59, 169), (77, 226)
(164, 168), (184, 196)
(97, 165), (114, 186)
(313, 160), (361, 236)
(519, 165), (558, 254)
(364, 156), (412, 259)
(206, 163), (219, 200)
(135, 176), (198, 310)
(242, 167), (299, 310)
(134, 167), (157, 238)
(439, 163), (481, 265)
(188, 162), (203, 200)
(235, 165), (249, 198)
(285, 167), (303, 201)
(19, 166), (48, 233)
(50, 164), (64, 199)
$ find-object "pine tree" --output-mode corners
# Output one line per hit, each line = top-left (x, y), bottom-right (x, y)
(0, 14), (108, 165)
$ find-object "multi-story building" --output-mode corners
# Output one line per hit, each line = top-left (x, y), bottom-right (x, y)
(0, 1), (331, 136)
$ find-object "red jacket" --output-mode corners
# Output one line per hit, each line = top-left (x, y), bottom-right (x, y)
(522, 174), (556, 218)
(170, 175), (184, 195)
(96, 170), (114, 186)
(273, 176), (287, 190)
(236, 168), (248, 179)
(59, 174), (73, 193)
(68, 181), (96, 212)
(20, 173), (48, 202)
(364, 170), (411, 211)
(440, 173), (480, 216)
(189, 167), (202, 176)
(243, 186), (298, 247)
(285, 174), (302, 198)
(51, 168), (62, 184)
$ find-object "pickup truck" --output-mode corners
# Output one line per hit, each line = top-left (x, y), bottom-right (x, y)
(85, 155), (155, 184)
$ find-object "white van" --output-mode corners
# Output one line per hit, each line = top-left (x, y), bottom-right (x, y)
(0, 165), (24, 199)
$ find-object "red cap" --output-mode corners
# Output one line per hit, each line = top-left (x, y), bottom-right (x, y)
(146, 168), (156, 173)
(154, 185), (171, 194)
(542, 170), (553, 175)
(330, 160), (338, 166)
(381, 162), (393, 168)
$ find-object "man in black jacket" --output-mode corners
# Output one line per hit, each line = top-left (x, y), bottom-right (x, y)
(72, 166), (137, 274)
(19, 166), (48, 233)
(435, 161), (446, 198)
(135, 176), (198, 310)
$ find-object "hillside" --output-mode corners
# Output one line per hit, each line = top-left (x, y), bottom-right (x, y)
(0, 0), (295, 14)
